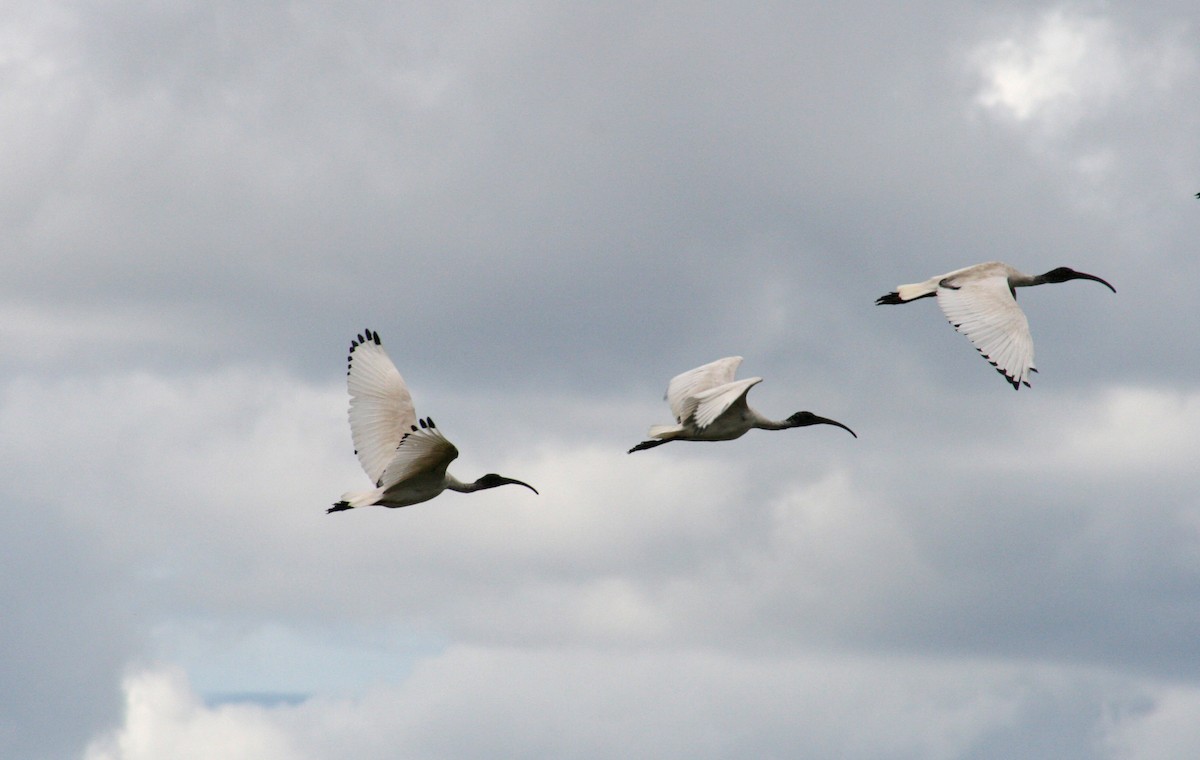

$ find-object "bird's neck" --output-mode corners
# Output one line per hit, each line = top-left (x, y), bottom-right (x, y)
(753, 412), (793, 431)
(1016, 270), (1052, 287)
(444, 475), (476, 493)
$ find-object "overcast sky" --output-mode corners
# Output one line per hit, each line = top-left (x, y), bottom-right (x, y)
(4, 1), (1200, 758)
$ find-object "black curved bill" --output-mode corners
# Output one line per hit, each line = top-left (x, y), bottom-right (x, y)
(1074, 271), (1116, 292)
(502, 477), (539, 495)
(813, 416), (857, 438)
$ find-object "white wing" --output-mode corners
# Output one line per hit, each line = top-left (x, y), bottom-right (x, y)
(688, 376), (762, 430)
(937, 275), (1036, 389)
(378, 419), (459, 491)
(346, 329), (416, 484)
(666, 356), (743, 423)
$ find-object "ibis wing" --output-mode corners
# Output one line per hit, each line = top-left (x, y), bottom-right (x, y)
(347, 332), (417, 483)
(937, 275), (1036, 388)
(666, 356), (743, 423)
(378, 423), (459, 491)
(689, 377), (762, 430)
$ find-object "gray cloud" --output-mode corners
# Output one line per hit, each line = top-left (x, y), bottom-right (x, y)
(2, 1), (1199, 757)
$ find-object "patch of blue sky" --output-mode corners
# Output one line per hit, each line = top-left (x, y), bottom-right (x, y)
(149, 619), (449, 699)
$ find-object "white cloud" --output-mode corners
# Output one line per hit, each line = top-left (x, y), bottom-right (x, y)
(969, 9), (1193, 129)
(1034, 386), (1200, 476)
(972, 10), (1127, 125)
(954, 385), (1200, 480)
(91, 653), (1200, 760)
(964, 4), (1199, 219)
(84, 668), (303, 760)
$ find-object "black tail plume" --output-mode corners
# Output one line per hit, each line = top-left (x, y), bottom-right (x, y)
(628, 439), (670, 454)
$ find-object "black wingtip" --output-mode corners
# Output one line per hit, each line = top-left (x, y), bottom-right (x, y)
(875, 291), (903, 305)
(992, 363), (1019, 389)
(351, 329), (381, 351)
(975, 346), (1028, 390)
(327, 501), (353, 514)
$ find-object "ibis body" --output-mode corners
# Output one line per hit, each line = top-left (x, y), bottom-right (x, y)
(875, 262), (1115, 389)
(329, 329), (537, 513)
(628, 356), (856, 453)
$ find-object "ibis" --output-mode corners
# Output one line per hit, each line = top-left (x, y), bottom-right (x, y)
(627, 357), (856, 453)
(875, 262), (1115, 389)
(329, 329), (537, 513)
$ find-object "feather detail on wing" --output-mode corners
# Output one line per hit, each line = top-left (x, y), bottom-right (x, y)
(347, 329), (416, 483)
(688, 377), (762, 430)
(378, 418), (459, 491)
(665, 356), (743, 423)
(937, 275), (1036, 389)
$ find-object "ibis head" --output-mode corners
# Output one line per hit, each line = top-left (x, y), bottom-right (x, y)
(1037, 267), (1116, 292)
(472, 473), (539, 494)
(786, 411), (857, 438)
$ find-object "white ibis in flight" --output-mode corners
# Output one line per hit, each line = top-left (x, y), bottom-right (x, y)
(329, 329), (537, 513)
(876, 262), (1115, 389)
(628, 356), (856, 453)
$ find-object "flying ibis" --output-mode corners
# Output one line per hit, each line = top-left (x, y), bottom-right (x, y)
(329, 329), (537, 513)
(628, 357), (856, 453)
(875, 262), (1115, 389)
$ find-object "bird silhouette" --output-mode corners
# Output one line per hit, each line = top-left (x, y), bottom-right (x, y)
(628, 357), (855, 453)
(876, 262), (1115, 389)
(329, 329), (537, 512)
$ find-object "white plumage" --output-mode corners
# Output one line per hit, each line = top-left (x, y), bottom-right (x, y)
(329, 329), (537, 513)
(629, 357), (856, 453)
(345, 329), (415, 485)
(876, 261), (1115, 389)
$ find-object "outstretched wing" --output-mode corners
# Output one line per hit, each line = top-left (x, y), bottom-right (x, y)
(666, 356), (743, 423)
(378, 418), (459, 491)
(688, 376), (762, 430)
(937, 275), (1036, 389)
(346, 329), (416, 483)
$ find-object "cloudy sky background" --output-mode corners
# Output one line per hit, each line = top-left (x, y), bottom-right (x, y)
(3, 1), (1200, 758)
